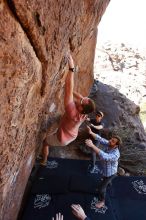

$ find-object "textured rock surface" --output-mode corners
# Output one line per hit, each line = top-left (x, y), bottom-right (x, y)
(0, 0), (110, 219)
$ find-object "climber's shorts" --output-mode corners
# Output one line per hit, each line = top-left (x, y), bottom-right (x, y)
(46, 132), (65, 147)
(45, 131), (76, 147)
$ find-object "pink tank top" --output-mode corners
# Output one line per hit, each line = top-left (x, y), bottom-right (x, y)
(57, 102), (86, 144)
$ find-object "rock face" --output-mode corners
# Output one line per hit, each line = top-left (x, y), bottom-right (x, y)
(0, 0), (110, 219)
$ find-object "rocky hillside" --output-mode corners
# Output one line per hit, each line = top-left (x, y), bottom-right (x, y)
(94, 42), (146, 128)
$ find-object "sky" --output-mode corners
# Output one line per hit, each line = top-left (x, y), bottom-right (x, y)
(97, 0), (146, 47)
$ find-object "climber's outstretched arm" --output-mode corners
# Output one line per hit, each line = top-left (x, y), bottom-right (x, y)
(64, 54), (75, 107)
